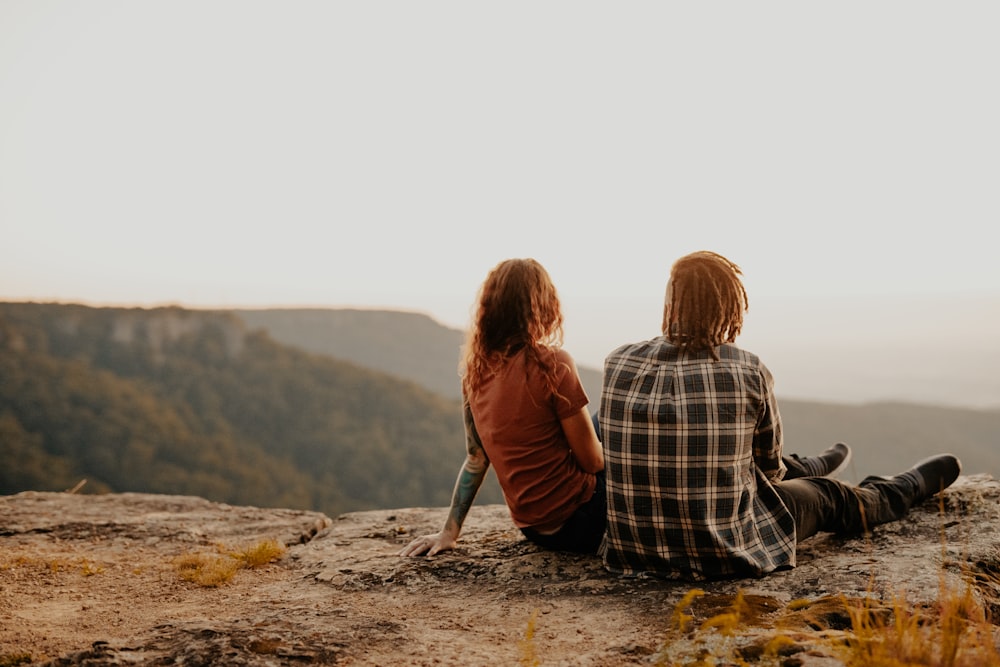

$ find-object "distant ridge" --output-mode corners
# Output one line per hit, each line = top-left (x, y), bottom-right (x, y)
(230, 307), (606, 403)
(2, 301), (996, 522)
(234, 308), (469, 399)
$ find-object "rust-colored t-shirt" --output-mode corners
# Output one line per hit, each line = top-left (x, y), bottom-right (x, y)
(468, 346), (596, 532)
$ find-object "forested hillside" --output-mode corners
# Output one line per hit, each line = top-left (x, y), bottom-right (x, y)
(2, 302), (997, 521)
(235, 308), (468, 399)
(0, 302), (504, 516)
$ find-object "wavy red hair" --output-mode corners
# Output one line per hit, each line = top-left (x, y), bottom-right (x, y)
(461, 258), (565, 398)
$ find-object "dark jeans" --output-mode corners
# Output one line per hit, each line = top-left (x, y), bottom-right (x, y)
(774, 474), (919, 541)
(520, 472), (607, 554)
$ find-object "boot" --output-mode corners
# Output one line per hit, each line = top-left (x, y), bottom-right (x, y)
(849, 454), (962, 533)
(816, 442), (852, 478)
(895, 454), (962, 505)
(792, 442), (852, 477)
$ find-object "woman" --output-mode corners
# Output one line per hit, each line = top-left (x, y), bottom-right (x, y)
(399, 258), (606, 556)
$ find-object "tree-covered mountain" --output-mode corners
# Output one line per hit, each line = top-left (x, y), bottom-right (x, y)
(2, 302), (997, 522)
(0, 302), (504, 517)
(230, 307), (1000, 480)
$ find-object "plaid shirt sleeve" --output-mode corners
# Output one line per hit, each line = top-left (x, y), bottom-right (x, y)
(752, 363), (786, 484)
(599, 338), (796, 581)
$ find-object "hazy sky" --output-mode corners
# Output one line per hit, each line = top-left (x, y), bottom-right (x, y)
(3, 2), (999, 397)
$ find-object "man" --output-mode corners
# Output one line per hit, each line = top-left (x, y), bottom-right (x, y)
(599, 250), (961, 581)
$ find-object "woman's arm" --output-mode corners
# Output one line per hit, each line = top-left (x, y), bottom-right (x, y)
(399, 402), (490, 557)
(561, 406), (604, 474)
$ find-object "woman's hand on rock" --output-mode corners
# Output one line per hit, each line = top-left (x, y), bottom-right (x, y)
(399, 532), (457, 557)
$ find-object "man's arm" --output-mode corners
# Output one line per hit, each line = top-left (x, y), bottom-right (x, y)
(399, 401), (490, 557)
(753, 368), (786, 483)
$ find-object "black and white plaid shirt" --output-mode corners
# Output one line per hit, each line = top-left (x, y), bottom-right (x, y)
(598, 337), (796, 581)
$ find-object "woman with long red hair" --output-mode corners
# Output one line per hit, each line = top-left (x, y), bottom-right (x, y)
(400, 258), (606, 556)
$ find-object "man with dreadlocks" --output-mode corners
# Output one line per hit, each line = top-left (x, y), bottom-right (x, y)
(599, 250), (962, 581)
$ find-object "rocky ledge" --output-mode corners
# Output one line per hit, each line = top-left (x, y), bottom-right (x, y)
(1, 474), (998, 666)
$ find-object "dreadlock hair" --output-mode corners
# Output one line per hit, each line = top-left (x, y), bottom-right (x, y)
(461, 258), (565, 398)
(662, 250), (748, 360)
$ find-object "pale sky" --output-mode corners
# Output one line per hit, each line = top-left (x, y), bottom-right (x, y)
(2, 2), (999, 405)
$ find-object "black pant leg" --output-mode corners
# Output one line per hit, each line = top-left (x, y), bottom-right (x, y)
(774, 475), (918, 542)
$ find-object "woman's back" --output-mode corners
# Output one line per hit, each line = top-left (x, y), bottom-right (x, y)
(468, 346), (595, 533)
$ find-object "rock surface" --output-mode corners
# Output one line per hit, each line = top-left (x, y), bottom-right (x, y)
(1, 475), (998, 666)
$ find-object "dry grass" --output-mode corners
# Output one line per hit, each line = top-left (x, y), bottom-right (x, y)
(173, 539), (287, 587)
(79, 558), (104, 576)
(645, 573), (1000, 666)
(229, 538), (286, 569)
(0, 555), (104, 577)
(1, 539), (285, 589)
(173, 552), (243, 587)
(654, 588), (755, 666)
(837, 576), (1000, 666)
(519, 608), (542, 667)
(831, 493), (1000, 666)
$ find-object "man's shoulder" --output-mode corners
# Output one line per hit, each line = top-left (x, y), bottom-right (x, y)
(604, 340), (770, 377)
(606, 340), (761, 362)
(717, 343), (764, 366)
(606, 336), (670, 361)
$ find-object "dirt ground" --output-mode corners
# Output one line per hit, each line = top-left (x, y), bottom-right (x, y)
(2, 482), (998, 666)
(0, 495), (705, 666)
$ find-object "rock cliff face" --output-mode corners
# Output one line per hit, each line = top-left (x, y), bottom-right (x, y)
(2, 475), (998, 666)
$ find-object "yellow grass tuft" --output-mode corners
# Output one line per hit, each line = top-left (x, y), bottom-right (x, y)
(1, 554), (107, 578)
(173, 538), (286, 587)
(656, 589), (753, 666)
(79, 558), (104, 576)
(786, 598), (815, 611)
(671, 587), (705, 634)
(173, 552), (242, 587)
(762, 634), (799, 659)
(699, 589), (747, 637)
(229, 539), (286, 569)
(519, 608), (541, 667)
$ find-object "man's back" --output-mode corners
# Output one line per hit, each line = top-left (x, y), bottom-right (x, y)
(598, 337), (796, 581)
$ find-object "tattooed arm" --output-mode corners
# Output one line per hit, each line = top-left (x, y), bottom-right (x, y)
(399, 400), (490, 557)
